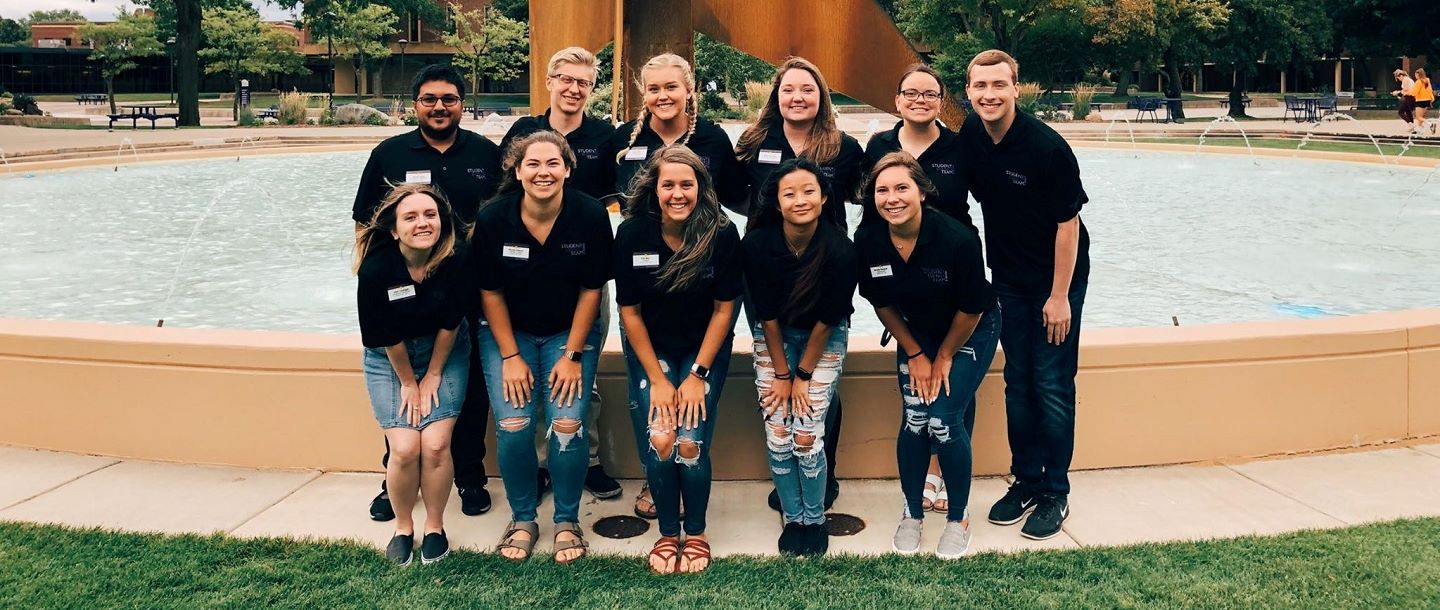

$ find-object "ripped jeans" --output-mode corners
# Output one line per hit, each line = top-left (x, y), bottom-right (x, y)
(476, 323), (603, 524)
(621, 335), (734, 537)
(753, 322), (849, 526)
(896, 307), (1001, 522)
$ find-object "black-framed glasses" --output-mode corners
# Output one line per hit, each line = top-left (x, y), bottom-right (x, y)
(549, 74), (595, 91)
(899, 89), (943, 102)
(416, 95), (463, 107)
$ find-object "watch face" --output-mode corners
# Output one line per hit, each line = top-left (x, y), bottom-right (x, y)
(567, 350), (582, 362)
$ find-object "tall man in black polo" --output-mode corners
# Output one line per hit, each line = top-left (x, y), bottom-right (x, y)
(353, 64), (502, 521)
(496, 47), (623, 500)
(959, 50), (1090, 541)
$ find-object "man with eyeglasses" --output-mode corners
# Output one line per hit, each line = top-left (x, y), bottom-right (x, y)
(353, 64), (503, 522)
(499, 47), (624, 501)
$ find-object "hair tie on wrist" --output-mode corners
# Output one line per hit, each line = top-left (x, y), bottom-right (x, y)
(502, 352), (520, 361)
(906, 350), (924, 360)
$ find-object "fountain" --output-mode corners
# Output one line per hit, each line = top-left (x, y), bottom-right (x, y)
(113, 138), (140, 172)
(1104, 117), (1138, 158)
(236, 136), (258, 161)
(155, 178), (245, 327)
(1194, 116), (1257, 165)
(1296, 113), (1391, 163)
(0, 147), (9, 174)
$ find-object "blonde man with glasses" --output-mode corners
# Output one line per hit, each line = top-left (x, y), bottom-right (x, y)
(353, 64), (503, 523)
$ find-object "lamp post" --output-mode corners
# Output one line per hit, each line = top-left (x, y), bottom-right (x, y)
(398, 38), (408, 97)
(166, 36), (176, 106)
(325, 10), (336, 111)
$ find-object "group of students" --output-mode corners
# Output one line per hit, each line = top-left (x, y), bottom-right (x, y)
(1395, 67), (1434, 135)
(351, 45), (1089, 570)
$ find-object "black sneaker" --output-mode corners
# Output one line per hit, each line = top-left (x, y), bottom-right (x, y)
(824, 479), (840, 510)
(778, 522), (804, 555)
(802, 523), (829, 557)
(385, 533), (413, 566)
(420, 530), (450, 564)
(1021, 494), (1069, 540)
(369, 490), (395, 522)
(458, 486), (491, 516)
(767, 488), (782, 512)
(584, 464), (622, 499)
(536, 468), (551, 500)
(987, 482), (1037, 525)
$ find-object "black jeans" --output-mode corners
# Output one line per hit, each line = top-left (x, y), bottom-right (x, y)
(994, 281), (1086, 496)
(381, 312), (491, 491)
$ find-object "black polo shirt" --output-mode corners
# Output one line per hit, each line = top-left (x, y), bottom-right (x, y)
(611, 117), (746, 209)
(500, 110), (617, 201)
(959, 112), (1090, 295)
(856, 210), (994, 345)
(740, 127), (869, 228)
(352, 128), (503, 226)
(863, 122), (974, 231)
(612, 213), (742, 356)
(470, 188), (613, 337)
(740, 223), (858, 329)
(356, 240), (469, 348)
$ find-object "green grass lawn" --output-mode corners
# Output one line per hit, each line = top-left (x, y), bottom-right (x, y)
(2, 519), (1439, 608)
(1135, 136), (1440, 159)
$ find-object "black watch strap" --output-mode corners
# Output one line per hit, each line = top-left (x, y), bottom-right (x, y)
(690, 363), (710, 380)
(566, 350), (583, 362)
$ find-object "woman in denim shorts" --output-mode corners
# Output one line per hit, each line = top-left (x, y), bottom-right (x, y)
(354, 182), (470, 566)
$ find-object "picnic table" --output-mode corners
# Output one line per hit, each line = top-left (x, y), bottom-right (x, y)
(465, 102), (513, 120)
(109, 104), (180, 130)
(75, 94), (108, 105)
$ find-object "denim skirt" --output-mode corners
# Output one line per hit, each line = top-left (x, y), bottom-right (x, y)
(362, 320), (470, 430)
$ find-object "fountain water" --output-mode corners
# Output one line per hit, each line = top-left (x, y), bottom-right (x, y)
(1104, 118), (1138, 158)
(236, 136), (258, 161)
(0, 147), (9, 174)
(156, 178), (244, 327)
(1295, 113), (1389, 163)
(113, 138), (140, 172)
(1194, 116), (1258, 165)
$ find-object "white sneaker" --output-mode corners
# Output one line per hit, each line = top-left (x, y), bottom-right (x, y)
(936, 521), (972, 560)
(892, 518), (922, 555)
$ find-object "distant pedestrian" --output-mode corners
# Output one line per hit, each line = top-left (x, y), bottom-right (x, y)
(1413, 68), (1433, 135)
(1393, 69), (1417, 130)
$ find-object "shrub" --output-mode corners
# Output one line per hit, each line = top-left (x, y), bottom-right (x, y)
(744, 81), (771, 120)
(277, 90), (309, 125)
(237, 108), (260, 127)
(402, 109), (418, 126)
(11, 93), (40, 115)
(585, 82), (612, 120)
(364, 111), (391, 126)
(1072, 83), (1098, 120)
(319, 108), (337, 126)
(388, 99), (406, 123)
(1017, 82), (1043, 117)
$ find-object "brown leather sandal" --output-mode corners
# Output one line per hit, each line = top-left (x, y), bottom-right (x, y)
(634, 484), (657, 519)
(680, 537), (711, 573)
(496, 520), (538, 562)
(553, 522), (589, 565)
(647, 536), (681, 574)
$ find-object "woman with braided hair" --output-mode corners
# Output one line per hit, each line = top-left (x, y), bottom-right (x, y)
(611, 53), (746, 213)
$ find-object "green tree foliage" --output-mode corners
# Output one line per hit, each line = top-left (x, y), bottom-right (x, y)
(894, 0), (1080, 93)
(1328, 0), (1440, 60)
(134, 0), (252, 44)
(24, 9), (87, 23)
(78, 11), (165, 114)
(1085, 0), (1228, 111)
(442, 2), (528, 94)
(1209, 0), (1331, 116)
(199, 6), (307, 119)
(330, 1), (399, 97)
(0, 17), (27, 45)
(692, 32), (774, 98)
(492, 0), (529, 22)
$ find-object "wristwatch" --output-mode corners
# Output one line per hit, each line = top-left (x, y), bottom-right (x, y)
(690, 363), (711, 381)
(566, 350), (583, 362)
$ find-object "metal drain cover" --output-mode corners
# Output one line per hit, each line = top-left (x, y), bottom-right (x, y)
(825, 513), (866, 536)
(592, 515), (650, 539)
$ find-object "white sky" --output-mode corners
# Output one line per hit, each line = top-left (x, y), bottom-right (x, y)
(1, 0), (298, 22)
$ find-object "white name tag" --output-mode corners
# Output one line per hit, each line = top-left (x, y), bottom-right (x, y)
(624, 146), (648, 161)
(404, 170), (432, 184)
(870, 264), (894, 278)
(632, 252), (660, 268)
(758, 149), (783, 164)
(502, 244), (530, 260)
(387, 284), (417, 301)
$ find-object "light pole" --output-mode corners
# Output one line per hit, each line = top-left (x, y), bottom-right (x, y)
(325, 10), (336, 110)
(398, 38), (408, 99)
(167, 36), (176, 106)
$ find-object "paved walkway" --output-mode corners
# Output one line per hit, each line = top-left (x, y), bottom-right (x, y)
(3, 443), (1439, 558)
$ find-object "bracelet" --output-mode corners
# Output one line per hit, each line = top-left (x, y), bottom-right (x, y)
(906, 349), (925, 360)
(795, 367), (814, 381)
(501, 352), (520, 361)
(774, 371), (793, 381)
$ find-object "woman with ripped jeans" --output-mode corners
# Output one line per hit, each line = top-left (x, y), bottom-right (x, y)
(614, 146), (742, 574)
(470, 131), (612, 564)
(740, 158), (858, 556)
(856, 152), (1000, 559)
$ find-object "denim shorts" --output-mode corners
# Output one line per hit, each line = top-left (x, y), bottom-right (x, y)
(363, 320), (470, 430)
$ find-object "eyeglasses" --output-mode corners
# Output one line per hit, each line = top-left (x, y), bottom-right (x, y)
(899, 89), (943, 102)
(549, 74), (595, 91)
(415, 95), (463, 107)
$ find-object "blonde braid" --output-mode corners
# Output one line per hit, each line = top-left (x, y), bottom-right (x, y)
(615, 107), (650, 164)
(681, 96), (697, 146)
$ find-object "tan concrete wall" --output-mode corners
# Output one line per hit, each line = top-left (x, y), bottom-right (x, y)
(2, 311), (1438, 479)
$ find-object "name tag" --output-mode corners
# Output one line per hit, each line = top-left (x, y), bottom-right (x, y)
(758, 149), (783, 164)
(502, 244), (530, 260)
(404, 170), (432, 184)
(624, 146), (648, 161)
(387, 285), (417, 301)
(632, 252), (660, 268)
(870, 264), (894, 278)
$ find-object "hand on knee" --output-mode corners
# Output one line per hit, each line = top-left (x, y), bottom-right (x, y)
(649, 428), (677, 461)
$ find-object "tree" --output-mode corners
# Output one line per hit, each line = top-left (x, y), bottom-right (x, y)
(331, 1), (398, 98)
(493, 0), (529, 22)
(78, 11), (165, 114)
(1329, 0), (1440, 61)
(443, 2), (528, 95)
(893, 0), (1078, 93)
(693, 32), (774, 98)
(199, 6), (307, 119)
(24, 9), (87, 23)
(1210, 0), (1331, 117)
(134, 0), (251, 44)
(1086, 0), (1228, 115)
(0, 17), (27, 45)
(177, 0), (200, 126)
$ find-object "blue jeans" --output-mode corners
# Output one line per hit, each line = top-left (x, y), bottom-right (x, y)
(362, 320), (470, 430)
(752, 322), (849, 526)
(621, 334), (734, 537)
(476, 323), (603, 524)
(895, 308), (1001, 522)
(995, 282), (1087, 496)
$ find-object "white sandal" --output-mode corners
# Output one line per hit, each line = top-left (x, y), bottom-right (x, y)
(922, 474), (943, 511)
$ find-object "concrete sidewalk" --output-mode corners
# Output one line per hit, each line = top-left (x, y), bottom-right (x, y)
(3, 443), (1439, 558)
